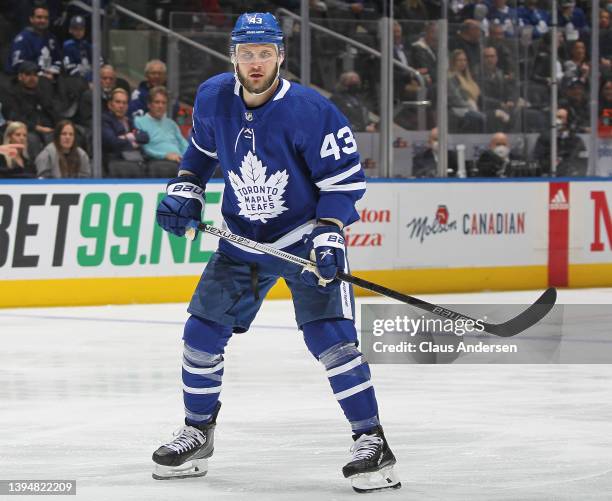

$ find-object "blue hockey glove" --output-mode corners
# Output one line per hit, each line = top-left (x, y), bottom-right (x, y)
(156, 175), (205, 238)
(301, 224), (346, 290)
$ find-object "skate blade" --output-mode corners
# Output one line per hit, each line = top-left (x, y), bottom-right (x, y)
(152, 458), (208, 480)
(350, 466), (401, 493)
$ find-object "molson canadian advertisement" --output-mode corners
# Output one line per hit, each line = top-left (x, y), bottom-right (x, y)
(1, 179), (611, 306)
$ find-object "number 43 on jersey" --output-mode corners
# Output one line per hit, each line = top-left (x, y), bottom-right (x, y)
(320, 126), (357, 160)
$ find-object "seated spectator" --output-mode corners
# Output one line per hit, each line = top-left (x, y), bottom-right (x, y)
(484, 22), (513, 76)
(102, 88), (149, 166)
(476, 132), (529, 177)
(599, 79), (612, 138)
(449, 19), (483, 74)
(562, 40), (590, 84)
(35, 120), (90, 178)
(479, 46), (544, 132)
(392, 20), (409, 67)
(129, 59), (173, 118)
(448, 49), (486, 132)
(5, 4), (61, 78)
(518, 0), (551, 39)
(479, 45), (515, 125)
(529, 31), (564, 107)
(410, 22), (438, 88)
(100, 65), (130, 101)
(62, 16), (92, 80)
(412, 127), (458, 177)
(4, 61), (57, 155)
(558, 0), (588, 42)
(330, 72), (377, 132)
(533, 108), (587, 176)
(392, 21), (429, 128)
(488, 0), (517, 37)
(1, 121), (34, 176)
(134, 86), (188, 177)
(76, 64), (131, 128)
(559, 78), (590, 133)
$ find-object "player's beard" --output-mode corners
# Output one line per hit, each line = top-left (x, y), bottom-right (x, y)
(237, 64), (278, 96)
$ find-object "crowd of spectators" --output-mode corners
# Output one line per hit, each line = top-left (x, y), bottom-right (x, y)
(0, 0), (609, 179)
(0, 1), (188, 179)
(295, 0), (609, 176)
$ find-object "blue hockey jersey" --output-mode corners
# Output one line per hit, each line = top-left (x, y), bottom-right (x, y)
(62, 38), (93, 79)
(6, 27), (61, 75)
(180, 73), (366, 260)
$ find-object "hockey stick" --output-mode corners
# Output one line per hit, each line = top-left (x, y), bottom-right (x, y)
(186, 222), (557, 338)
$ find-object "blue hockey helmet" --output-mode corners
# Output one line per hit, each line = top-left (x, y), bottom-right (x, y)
(230, 12), (284, 52)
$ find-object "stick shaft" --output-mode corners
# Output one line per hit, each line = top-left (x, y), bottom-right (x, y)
(199, 223), (479, 322)
(193, 222), (556, 337)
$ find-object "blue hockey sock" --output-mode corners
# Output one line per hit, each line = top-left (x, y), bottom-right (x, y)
(303, 320), (380, 434)
(182, 316), (232, 425)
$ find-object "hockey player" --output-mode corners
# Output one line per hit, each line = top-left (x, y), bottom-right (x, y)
(152, 12), (400, 493)
(5, 4), (61, 77)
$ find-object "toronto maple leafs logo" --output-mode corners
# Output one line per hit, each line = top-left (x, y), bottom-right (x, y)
(228, 151), (289, 223)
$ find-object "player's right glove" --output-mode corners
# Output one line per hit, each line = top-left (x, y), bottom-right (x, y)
(300, 223), (345, 291)
(156, 175), (205, 238)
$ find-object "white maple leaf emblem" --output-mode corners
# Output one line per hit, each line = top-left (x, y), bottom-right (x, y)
(228, 151), (289, 223)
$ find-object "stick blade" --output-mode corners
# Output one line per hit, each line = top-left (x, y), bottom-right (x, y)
(483, 288), (557, 337)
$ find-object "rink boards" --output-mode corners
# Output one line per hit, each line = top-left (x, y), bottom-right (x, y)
(0, 178), (611, 307)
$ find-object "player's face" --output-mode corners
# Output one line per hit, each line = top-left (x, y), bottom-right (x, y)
(149, 94), (168, 119)
(235, 44), (281, 95)
(30, 9), (49, 32)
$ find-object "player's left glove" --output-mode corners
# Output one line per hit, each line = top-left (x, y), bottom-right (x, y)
(301, 223), (345, 291)
(156, 175), (205, 238)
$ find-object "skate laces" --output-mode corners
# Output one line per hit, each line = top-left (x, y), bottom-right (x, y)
(350, 434), (383, 461)
(164, 426), (206, 454)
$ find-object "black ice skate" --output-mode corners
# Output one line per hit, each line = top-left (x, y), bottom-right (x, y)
(152, 403), (220, 480)
(342, 426), (401, 493)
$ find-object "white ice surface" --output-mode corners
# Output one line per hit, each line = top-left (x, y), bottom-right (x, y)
(1, 289), (611, 500)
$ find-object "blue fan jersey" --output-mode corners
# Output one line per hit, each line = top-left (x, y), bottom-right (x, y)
(6, 27), (61, 75)
(180, 73), (366, 261)
(63, 38), (93, 79)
